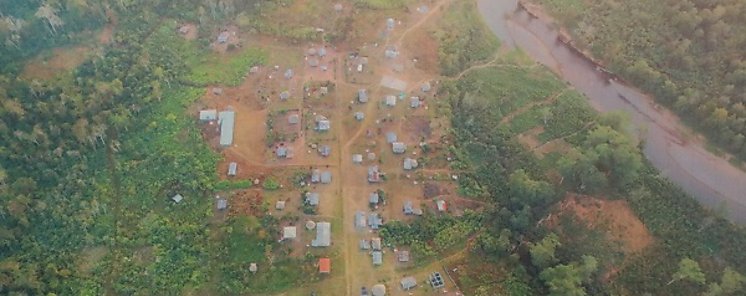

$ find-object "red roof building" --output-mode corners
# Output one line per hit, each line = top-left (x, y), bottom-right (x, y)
(319, 258), (331, 274)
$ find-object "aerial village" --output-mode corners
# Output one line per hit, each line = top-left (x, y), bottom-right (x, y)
(181, 2), (476, 295)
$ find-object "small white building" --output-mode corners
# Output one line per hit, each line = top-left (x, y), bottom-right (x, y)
(228, 162), (238, 176)
(199, 109), (218, 121)
(385, 95), (397, 107)
(392, 142), (406, 154)
(283, 226), (297, 240)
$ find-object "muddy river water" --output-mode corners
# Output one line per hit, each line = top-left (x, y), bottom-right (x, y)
(476, 0), (746, 223)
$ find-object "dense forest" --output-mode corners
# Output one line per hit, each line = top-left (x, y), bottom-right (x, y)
(536, 0), (746, 162)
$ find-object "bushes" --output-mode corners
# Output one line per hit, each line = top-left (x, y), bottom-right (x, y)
(436, 1), (500, 76)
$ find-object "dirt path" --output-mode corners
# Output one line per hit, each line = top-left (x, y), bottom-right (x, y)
(393, 0), (453, 47)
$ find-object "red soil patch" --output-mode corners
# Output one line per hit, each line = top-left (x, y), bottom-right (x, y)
(556, 194), (654, 255)
(229, 189), (264, 217)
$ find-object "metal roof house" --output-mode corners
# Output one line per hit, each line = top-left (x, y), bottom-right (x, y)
(355, 211), (367, 228)
(398, 251), (410, 262)
(217, 31), (229, 43)
(371, 237), (382, 251)
(321, 171), (332, 184)
(318, 47), (327, 57)
(368, 213), (383, 229)
(403, 201), (422, 215)
(172, 194), (184, 203)
(436, 200), (447, 212)
(353, 154), (363, 163)
(280, 90), (290, 100)
(386, 132), (397, 144)
(317, 120), (331, 131)
(385, 95), (397, 107)
(216, 198), (227, 210)
(410, 97), (421, 108)
(386, 18), (395, 30)
(319, 145), (331, 157)
(312, 222), (331, 247)
(400, 276), (417, 290)
(212, 87), (223, 95)
(228, 162), (237, 176)
(358, 89), (369, 103)
(403, 158), (418, 170)
(306, 192), (320, 206)
(311, 169), (321, 183)
(199, 109), (218, 121)
(284, 69), (294, 79)
(283, 226), (297, 240)
(421, 81), (432, 92)
(276, 200), (286, 210)
(219, 111), (236, 146)
(360, 239), (371, 250)
(430, 272), (445, 288)
(372, 251), (383, 265)
(368, 166), (381, 183)
(369, 192), (380, 205)
(354, 112), (365, 121)
(392, 142), (406, 154)
(276, 146), (289, 158)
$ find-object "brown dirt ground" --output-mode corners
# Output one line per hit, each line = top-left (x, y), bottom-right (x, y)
(556, 194), (654, 255)
(228, 189), (265, 217)
(21, 46), (91, 80)
(179, 23), (198, 41)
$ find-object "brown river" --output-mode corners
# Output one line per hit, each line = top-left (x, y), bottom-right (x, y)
(476, 0), (746, 223)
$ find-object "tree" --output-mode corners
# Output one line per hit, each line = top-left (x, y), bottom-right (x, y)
(667, 258), (706, 286)
(530, 233), (561, 269)
(540, 264), (586, 296)
(705, 267), (745, 296)
(35, 2), (65, 35)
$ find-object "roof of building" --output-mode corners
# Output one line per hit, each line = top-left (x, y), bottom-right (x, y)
(319, 145), (331, 157)
(317, 120), (331, 131)
(386, 132), (397, 143)
(398, 251), (410, 262)
(372, 284), (386, 296)
(288, 114), (300, 124)
(360, 239), (371, 250)
(311, 169), (321, 183)
(368, 152), (376, 160)
(219, 111), (236, 146)
(312, 222), (331, 247)
(355, 211), (367, 228)
(172, 194), (184, 203)
(430, 272), (445, 288)
(199, 109), (218, 121)
(436, 200), (447, 212)
(384, 47), (398, 58)
(228, 162), (238, 176)
(392, 142), (406, 154)
(410, 97), (421, 108)
(358, 89), (369, 103)
(318, 47), (327, 57)
(280, 90), (290, 100)
(276, 200), (286, 210)
(354, 112), (365, 120)
(403, 158), (418, 170)
(284, 69), (294, 79)
(277, 146), (288, 157)
(318, 258), (331, 273)
(385, 95), (397, 106)
(283, 226), (297, 239)
(306, 192), (320, 206)
(352, 154), (363, 163)
(403, 201), (414, 214)
(368, 213), (383, 229)
(421, 81), (432, 92)
(400, 276), (417, 290)
(368, 166), (381, 183)
(369, 192), (380, 204)
(307, 48), (318, 56)
(216, 198), (228, 210)
(321, 171), (332, 184)
(371, 237), (382, 250)
(372, 251), (383, 265)
(212, 87), (223, 95)
(217, 31), (229, 43)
